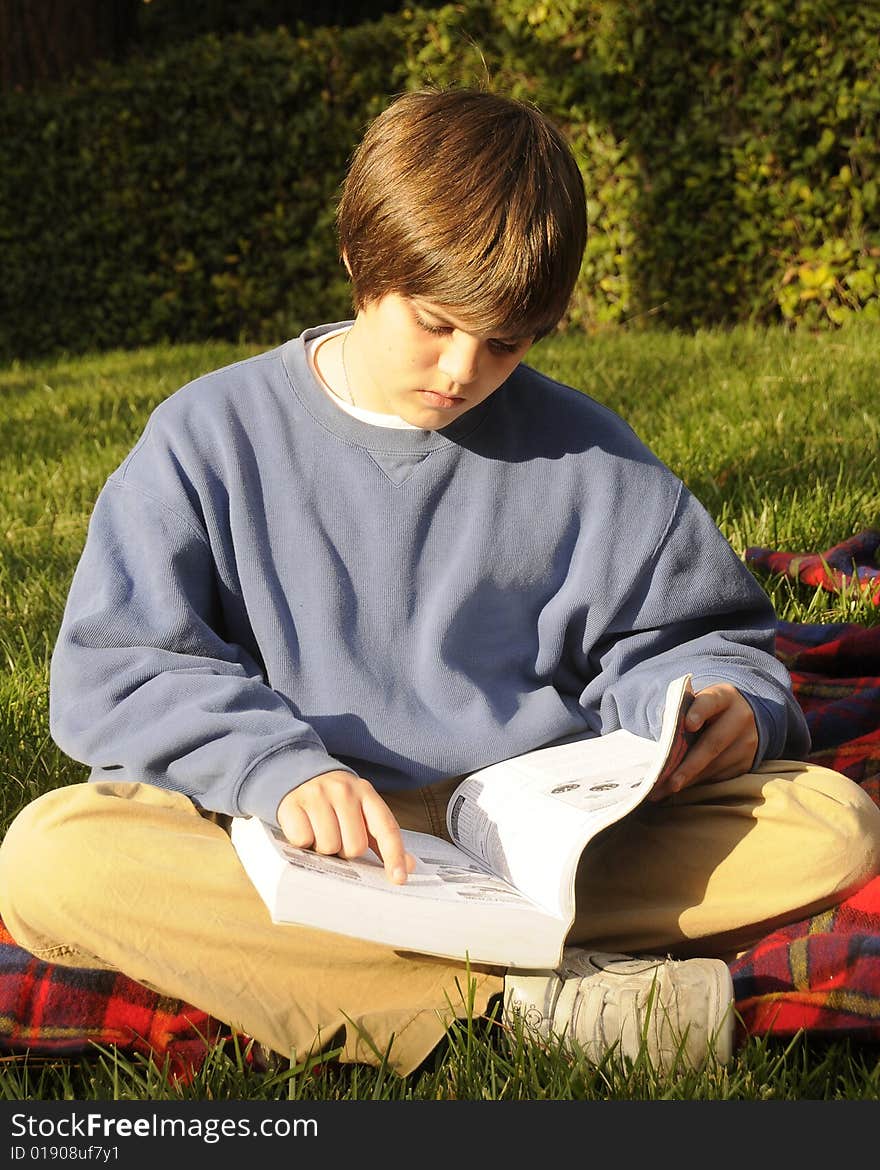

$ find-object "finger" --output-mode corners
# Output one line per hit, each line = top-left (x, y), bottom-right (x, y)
(328, 789), (373, 861)
(684, 688), (727, 733)
(650, 714), (756, 800)
(650, 742), (750, 801)
(657, 715), (736, 794)
(277, 800), (317, 849)
(366, 834), (418, 879)
(362, 793), (410, 884)
(698, 742), (754, 781)
(698, 712), (758, 778)
(296, 798), (344, 857)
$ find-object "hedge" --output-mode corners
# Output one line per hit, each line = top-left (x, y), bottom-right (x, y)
(399, 0), (880, 331)
(1, 0), (878, 359)
(0, 22), (406, 358)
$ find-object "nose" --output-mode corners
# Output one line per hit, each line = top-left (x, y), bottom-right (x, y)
(438, 332), (480, 386)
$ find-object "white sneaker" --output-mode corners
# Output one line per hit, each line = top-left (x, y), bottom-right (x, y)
(503, 950), (735, 1073)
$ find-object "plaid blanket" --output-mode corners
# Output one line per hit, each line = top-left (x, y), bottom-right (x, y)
(773, 619), (880, 807)
(0, 921), (228, 1078)
(729, 615), (880, 1042)
(745, 528), (880, 605)
(1, 531), (878, 1066)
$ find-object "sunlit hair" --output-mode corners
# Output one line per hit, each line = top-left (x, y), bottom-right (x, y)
(337, 87), (587, 340)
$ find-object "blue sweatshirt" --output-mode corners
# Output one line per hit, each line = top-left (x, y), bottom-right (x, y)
(49, 324), (810, 827)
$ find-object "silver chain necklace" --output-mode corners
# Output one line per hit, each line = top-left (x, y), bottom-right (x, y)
(340, 329), (356, 406)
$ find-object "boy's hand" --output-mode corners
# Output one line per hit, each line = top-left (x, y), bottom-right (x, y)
(277, 771), (417, 884)
(648, 683), (759, 802)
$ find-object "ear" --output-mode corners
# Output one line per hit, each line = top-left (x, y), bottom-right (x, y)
(341, 250), (352, 278)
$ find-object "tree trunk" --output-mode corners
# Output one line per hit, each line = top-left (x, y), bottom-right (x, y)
(0, 0), (139, 92)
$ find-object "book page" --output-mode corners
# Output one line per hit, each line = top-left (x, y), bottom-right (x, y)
(446, 674), (693, 919)
(230, 816), (569, 966)
(447, 732), (656, 916)
(239, 819), (546, 911)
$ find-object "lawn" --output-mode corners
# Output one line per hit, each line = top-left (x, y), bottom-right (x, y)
(1, 320), (878, 1100)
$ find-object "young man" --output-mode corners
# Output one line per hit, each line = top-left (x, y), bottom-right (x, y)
(1, 88), (879, 1077)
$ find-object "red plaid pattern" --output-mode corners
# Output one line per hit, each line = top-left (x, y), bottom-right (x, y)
(728, 613), (880, 1040)
(745, 528), (880, 605)
(730, 877), (880, 1041)
(0, 919), (228, 1078)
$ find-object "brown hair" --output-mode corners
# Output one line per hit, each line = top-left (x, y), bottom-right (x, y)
(336, 87), (587, 339)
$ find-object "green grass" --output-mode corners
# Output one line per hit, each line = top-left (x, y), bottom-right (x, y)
(1, 321), (879, 1100)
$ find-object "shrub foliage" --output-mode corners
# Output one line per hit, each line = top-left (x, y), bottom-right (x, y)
(1, 0), (878, 358)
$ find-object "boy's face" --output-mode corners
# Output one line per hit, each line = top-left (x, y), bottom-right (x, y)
(346, 293), (534, 429)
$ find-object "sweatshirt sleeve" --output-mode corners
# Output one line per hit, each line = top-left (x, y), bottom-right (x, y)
(49, 476), (354, 826)
(577, 483), (810, 764)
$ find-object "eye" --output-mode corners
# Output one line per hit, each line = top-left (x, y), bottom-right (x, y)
(414, 313), (452, 337)
(488, 339), (522, 356)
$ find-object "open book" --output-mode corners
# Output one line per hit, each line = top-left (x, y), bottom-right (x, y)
(231, 674), (695, 969)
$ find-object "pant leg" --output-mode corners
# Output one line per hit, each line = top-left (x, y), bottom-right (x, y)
(0, 779), (503, 1076)
(569, 760), (880, 959)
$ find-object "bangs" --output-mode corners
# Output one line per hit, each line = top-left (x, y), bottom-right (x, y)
(338, 88), (587, 336)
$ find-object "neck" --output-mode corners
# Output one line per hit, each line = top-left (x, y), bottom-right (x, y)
(340, 328), (356, 406)
(313, 327), (355, 406)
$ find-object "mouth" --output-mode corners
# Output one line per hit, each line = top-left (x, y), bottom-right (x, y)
(419, 389), (466, 410)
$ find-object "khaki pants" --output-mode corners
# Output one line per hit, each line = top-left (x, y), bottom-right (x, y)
(1, 761), (879, 1075)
